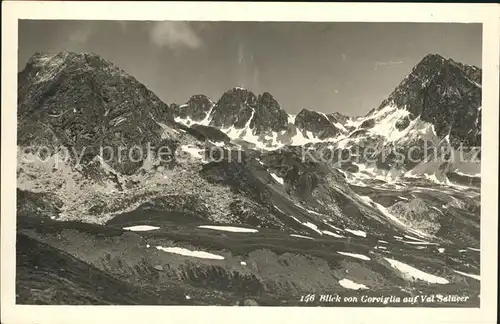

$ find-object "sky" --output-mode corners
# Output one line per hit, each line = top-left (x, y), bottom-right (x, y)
(18, 21), (482, 117)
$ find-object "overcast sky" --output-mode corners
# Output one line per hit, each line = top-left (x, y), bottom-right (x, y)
(18, 21), (482, 116)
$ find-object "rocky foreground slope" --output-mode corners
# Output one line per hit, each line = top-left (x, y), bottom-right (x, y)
(16, 52), (480, 306)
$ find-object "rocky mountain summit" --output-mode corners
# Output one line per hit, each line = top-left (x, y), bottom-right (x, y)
(293, 109), (342, 139)
(171, 94), (214, 122)
(16, 52), (481, 306)
(17, 51), (178, 175)
(375, 54), (482, 147)
(171, 54), (481, 155)
(172, 88), (350, 149)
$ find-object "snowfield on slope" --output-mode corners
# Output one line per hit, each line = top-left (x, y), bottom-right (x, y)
(156, 246), (225, 260)
(123, 225), (160, 231)
(290, 234), (315, 240)
(197, 225), (259, 233)
(270, 173), (284, 185)
(384, 257), (449, 284)
(339, 278), (369, 290)
(345, 228), (367, 237)
(337, 251), (371, 261)
(453, 270), (480, 281)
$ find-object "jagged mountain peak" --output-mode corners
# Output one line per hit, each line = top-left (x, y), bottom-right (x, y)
(196, 88), (288, 133)
(418, 53), (447, 65)
(19, 50), (172, 121)
(379, 53), (481, 110)
(28, 51), (109, 64)
(294, 109), (341, 139)
(222, 87), (258, 101)
(413, 53), (481, 84)
(250, 92), (288, 133)
(370, 53), (482, 147)
(173, 94), (215, 123)
(206, 88), (256, 129)
(170, 53), (480, 150)
(17, 51), (175, 174)
(21, 51), (133, 84)
(417, 53), (480, 74)
(187, 94), (214, 103)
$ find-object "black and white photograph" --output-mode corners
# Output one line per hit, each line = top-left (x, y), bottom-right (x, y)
(2, 2), (499, 323)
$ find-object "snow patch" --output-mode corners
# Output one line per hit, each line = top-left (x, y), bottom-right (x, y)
(323, 221), (344, 232)
(358, 195), (429, 239)
(345, 228), (367, 237)
(337, 251), (371, 261)
(358, 105), (437, 145)
(197, 225), (258, 233)
(404, 234), (426, 241)
(333, 122), (348, 133)
(270, 173), (284, 185)
(452, 170), (481, 177)
(306, 209), (323, 216)
(209, 141), (226, 147)
(303, 222), (323, 235)
(339, 278), (369, 290)
(199, 102), (216, 125)
(322, 230), (344, 238)
(290, 130), (327, 146)
(274, 205), (284, 213)
(453, 270), (480, 281)
(401, 241), (438, 246)
(290, 234), (315, 240)
(288, 215), (323, 235)
(384, 258), (449, 284)
(174, 116), (196, 126)
(123, 225), (160, 232)
(156, 246), (225, 260)
(345, 116), (363, 129)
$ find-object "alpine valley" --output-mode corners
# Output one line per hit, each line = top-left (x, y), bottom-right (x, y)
(16, 52), (481, 306)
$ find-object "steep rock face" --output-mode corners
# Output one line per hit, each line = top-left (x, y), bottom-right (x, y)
(172, 94), (214, 122)
(326, 112), (350, 125)
(294, 109), (340, 139)
(378, 54), (481, 147)
(171, 88), (351, 145)
(208, 88), (256, 129)
(207, 88), (289, 135)
(249, 92), (288, 133)
(17, 52), (174, 174)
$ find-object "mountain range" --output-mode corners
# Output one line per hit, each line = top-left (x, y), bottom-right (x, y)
(171, 53), (481, 150)
(16, 51), (481, 306)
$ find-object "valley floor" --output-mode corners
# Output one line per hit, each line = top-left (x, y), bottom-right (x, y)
(16, 200), (480, 307)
